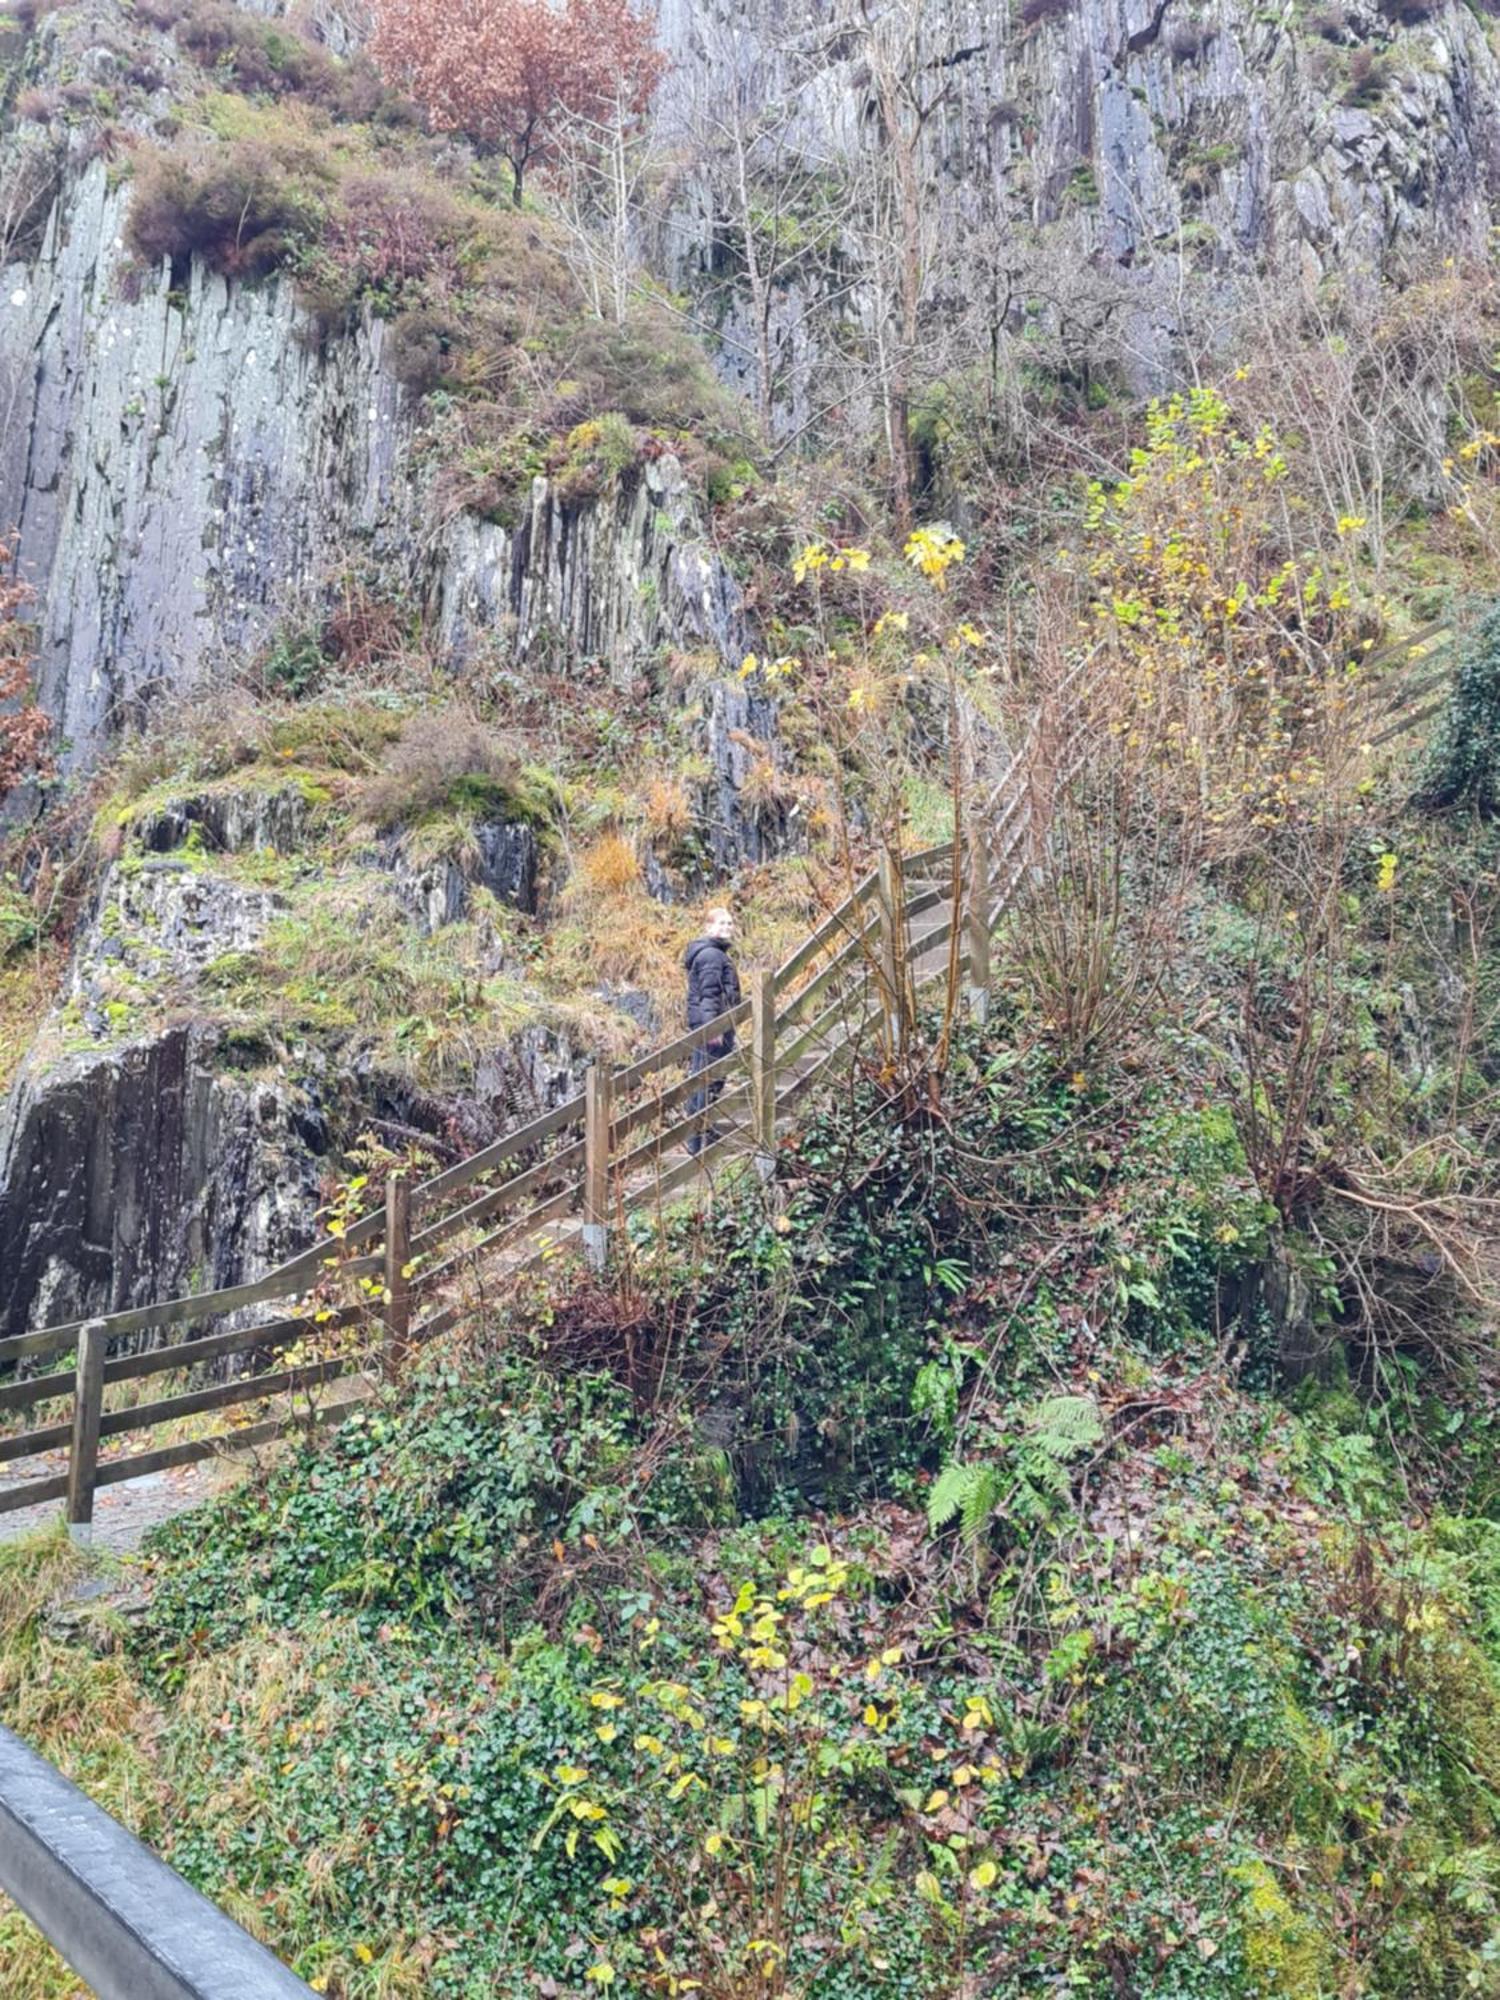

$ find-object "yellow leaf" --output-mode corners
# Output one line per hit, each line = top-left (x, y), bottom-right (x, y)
(354, 1943), (374, 1965)
(969, 1859), (998, 1891)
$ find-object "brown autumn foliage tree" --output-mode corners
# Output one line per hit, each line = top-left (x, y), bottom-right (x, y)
(370, 0), (665, 208)
(0, 543), (51, 802)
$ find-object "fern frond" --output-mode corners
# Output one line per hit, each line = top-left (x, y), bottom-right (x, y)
(959, 1464), (1003, 1545)
(927, 1461), (972, 1532)
(1025, 1394), (1104, 1462)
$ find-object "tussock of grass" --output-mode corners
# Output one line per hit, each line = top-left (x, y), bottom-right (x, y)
(105, 691), (404, 825)
(357, 708), (558, 838)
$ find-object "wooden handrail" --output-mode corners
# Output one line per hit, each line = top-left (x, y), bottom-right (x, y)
(3, 735), (1089, 1525)
(613, 1001), (753, 1091)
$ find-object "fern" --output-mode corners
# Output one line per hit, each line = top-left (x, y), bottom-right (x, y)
(927, 1460), (1006, 1545)
(1024, 1394), (1104, 1461)
(928, 1400), (1103, 1546)
(927, 1461), (973, 1532)
(960, 1464), (1004, 1544)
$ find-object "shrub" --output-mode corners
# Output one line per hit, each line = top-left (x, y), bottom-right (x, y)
(386, 305), (461, 392)
(1343, 46), (1389, 107)
(557, 314), (743, 437)
(127, 131), (487, 313)
(174, 2), (393, 119)
(359, 709), (544, 831)
(1418, 602), (1500, 815)
(132, 0), (189, 26)
(125, 138), (328, 279)
(551, 410), (638, 502)
(176, 2), (335, 98)
(1306, 4), (1349, 38)
(574, 830), (641, 894)
(0, 545), (52, 803)
(1168, 20), (1216, 61)
(13, 86), (61, 123)
(256, 622), (327, 697)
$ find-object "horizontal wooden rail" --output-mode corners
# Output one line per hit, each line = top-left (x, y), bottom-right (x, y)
(0, 1368), (74, 1418)
(614, 1001), (752, 1092)
(411, 1092), (585, 1208)
(776, 921), (878, 1029)
(0, 1391), (368, 1519)
(407, 1139), (586, 1256)
(611, 1046), (741, 1145)
(95, 1354), (365, 1445)
(6, 762), (1069, 1528)
(104, 1306), (362, 1387)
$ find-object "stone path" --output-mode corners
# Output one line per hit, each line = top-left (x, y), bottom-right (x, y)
(0, 1458), (234, 1552)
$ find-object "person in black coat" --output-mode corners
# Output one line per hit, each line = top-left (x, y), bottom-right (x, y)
(684, 907), (741, 1154)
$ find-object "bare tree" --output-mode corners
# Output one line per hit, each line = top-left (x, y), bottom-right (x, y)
(552, 78), (667, 325)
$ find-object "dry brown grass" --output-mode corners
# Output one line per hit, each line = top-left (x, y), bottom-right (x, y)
(574, 831), (643, 896)
(643, 777), (693, 843)
(0, 938), (68, 1097)
(358, 708), (523, 832)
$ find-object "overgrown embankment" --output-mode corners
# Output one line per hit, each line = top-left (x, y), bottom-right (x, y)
(1, 987), (1496, 1998)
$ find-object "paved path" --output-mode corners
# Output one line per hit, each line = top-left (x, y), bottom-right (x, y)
(0, 1458), (234, 1552)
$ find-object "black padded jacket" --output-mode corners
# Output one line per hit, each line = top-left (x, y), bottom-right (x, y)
(684, 937), (742, 1032)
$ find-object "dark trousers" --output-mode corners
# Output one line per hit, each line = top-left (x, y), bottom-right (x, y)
(686, 1034), (732, 1153)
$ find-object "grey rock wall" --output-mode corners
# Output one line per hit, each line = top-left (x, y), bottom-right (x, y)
(0, 780), (580, 1336)
(0, 164), (402, 761)
(0, 1022), (326, 1339)
(655, 0), (1500, 415)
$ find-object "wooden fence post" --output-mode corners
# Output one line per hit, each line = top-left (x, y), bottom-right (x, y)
(876, 846), (907, 1057)
(383, 1170), (412, 1376)
(66, 1320), (106, 1543)
(583, 1062), (612, 1271)
(749, 966), (776, 1178)
(965, 819), (991, 1024)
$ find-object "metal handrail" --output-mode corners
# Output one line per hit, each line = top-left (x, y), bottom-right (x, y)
(0, 1723), (315, 1997)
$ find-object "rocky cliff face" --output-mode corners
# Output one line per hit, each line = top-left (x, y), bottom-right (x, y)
(0, 776), (583, 1337)
(656, 0), (1500, 418)
(0, 161), (761, 805)
(0, 0), (791, 1331)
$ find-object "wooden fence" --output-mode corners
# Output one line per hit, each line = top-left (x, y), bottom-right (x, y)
(0, 774), (1041, 1534)
(0, 643), (1454, 1534)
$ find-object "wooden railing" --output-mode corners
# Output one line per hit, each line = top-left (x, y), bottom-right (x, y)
(0, 642), (1453, 1534)
(0, 767), (1042, 1534)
